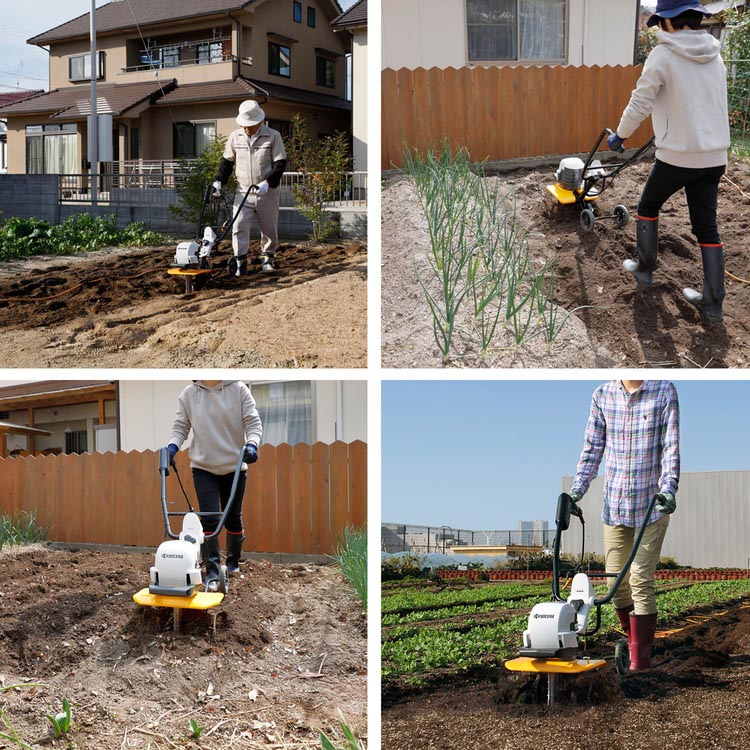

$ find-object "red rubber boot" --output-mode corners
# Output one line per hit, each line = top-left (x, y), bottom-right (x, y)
(616, 604), (634, 641)
(629, 612), (658, 671)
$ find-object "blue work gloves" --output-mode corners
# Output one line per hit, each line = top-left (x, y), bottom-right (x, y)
(654, 492), (676, 515)
(167, 443), (178, 466)
(243, 443), (259, 464)
(607, 131), (626, 152)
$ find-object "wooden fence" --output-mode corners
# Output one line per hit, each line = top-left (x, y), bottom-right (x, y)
(382, 65), (655, 169)
(0, 442), (367, 555)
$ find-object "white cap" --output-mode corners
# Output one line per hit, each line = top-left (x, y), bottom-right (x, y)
(236, 100), (266, 127)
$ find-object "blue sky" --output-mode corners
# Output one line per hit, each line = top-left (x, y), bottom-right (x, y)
(1, 0), (359, 91)
(382, 379), (750, 531)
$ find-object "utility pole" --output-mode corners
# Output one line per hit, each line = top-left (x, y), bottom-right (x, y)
(90, 0), (98, 208)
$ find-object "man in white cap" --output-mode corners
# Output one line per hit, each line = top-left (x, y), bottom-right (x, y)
(213, 100), (287, 274)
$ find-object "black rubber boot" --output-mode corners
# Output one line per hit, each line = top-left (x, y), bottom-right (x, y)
(200, 536), (221, 591)
(260, 254), (275, 272)
(226, 532), (245, 574)
(623, 217), (658, 285)
(682, 245), (725, 322)
(227, 255), (248, 277)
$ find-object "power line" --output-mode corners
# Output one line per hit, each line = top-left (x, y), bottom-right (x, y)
(0, 69), (47, 82)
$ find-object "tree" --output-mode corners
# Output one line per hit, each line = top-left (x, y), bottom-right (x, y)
(285, 114), (351, 242)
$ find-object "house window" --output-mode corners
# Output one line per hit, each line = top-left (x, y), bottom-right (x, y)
(293, 0), (302, 22)
(197, 41), (224, 64)
(466, 0), (566, 62)
(268, 119), (293, 141)
(269, 43), (291, 77)
(252, 381), (312, 446)
(307, 6), (316, 27)
(26, 124), (78, 175)
(173, 121), (217, 159)
(69, 51), (105, 82)
(65, 430), (88, 455)
(316, 56), (336, 88)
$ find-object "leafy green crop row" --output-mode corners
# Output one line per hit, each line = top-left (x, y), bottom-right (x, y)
(382, 581), (750, 680)
(382, 582), (548, 614)
(0, 214), (166, 261)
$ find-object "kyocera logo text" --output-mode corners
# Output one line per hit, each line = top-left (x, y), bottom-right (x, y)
(161, 553), (184, 559)
(534, 614), (555, 619)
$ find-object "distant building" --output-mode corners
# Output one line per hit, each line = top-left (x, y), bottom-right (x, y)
(519, 519), (550, 547)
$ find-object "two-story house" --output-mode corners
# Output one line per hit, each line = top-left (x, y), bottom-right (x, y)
(0, 0), (352, 175)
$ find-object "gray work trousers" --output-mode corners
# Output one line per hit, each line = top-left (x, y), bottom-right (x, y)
(231, 188), (280, 259)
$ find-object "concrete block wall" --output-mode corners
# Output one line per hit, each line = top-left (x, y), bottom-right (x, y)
(0, 174), (367, 241)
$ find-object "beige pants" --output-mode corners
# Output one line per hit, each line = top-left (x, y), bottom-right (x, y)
(231, 188), (280, 259)
(603, 514), (669, 615)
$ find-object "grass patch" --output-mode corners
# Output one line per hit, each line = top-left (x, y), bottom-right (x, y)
(0, 512), (49, 551)
(333, 525), (367, 609)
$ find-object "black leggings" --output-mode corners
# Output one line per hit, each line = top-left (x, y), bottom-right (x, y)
(192, 468), (246, 535)
(638, 159), (725, 246)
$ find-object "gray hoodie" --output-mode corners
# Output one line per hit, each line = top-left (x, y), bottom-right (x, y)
(617, 30), (730, 169)
(169, 381), (263, 475)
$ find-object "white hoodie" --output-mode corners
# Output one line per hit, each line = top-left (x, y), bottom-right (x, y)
(617, 30), (730, 169)
(169, 381), (263, 475)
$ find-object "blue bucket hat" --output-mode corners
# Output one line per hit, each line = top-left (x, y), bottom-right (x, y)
(647, 0), (712, 27)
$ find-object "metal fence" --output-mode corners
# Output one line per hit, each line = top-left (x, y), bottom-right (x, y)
(58, 167), (368, 209)
(381, 523), (553, 555)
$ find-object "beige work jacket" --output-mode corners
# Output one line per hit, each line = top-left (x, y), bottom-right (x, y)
(222, 125), (286, 190)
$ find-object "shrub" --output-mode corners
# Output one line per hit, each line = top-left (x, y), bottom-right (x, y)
(333, 525), (367, 609)
(285, 114), (350, 242)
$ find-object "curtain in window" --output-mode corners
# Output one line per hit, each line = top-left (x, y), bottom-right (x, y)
(61, 133), (78, 173)
(467, 0), (516, 61)
(519, 0), (565, 60)
(194, 123), (216, 156)
(252, 381), (312, 446)
(44, 135), (62, 174)
(26, 135), (43, 174)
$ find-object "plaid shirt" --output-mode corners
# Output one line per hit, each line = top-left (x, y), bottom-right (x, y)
(571, 380), (680, 528)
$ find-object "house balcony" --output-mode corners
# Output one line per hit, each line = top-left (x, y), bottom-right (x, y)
(118, 35), (237, 85)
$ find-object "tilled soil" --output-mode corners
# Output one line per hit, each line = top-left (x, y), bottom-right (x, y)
(383, 600), (750, 750)
(382, 156), (750, 368)
(0, 240), (367, 368)
(0, 545), (367, 750)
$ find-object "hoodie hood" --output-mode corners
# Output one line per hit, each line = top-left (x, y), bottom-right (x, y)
(657, 30), (721, 64)
(192, 380), (238, 390)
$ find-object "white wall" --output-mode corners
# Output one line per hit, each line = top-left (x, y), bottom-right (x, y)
(382, 0), (638, 69)
(118, 380), (367, 452)
(561, 471), (750, 569)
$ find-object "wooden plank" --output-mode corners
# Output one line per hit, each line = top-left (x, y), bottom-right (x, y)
(413, 67), (433, 157)
(381, 68), (400, 169)
(292, 443), (313, 554)
(97, 451), (116, 545)
(329, 441), (349, 554)
(311, 442), (330, 555)
(348, 440), (367, 528)
(245, 456), (262, 552)
(396, 68), (417, 168)
(275, 443), (294, 554)
(256, 444), (278, 552)
(441, 67), (461, 156)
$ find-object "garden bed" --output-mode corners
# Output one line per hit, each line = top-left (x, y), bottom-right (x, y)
(382, 577), (750, 748)
(0, 545), (367, 749)
(382, 156), (750, 368)
(0, 239), (367, 368)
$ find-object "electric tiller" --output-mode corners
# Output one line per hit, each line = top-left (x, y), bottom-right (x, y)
(505, 491), (658, 704)
(169, 182), (260, 292)
(547, 129), (655, 233)
(133, 446), (246, 630)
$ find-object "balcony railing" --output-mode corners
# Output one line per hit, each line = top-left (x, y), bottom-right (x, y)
(122, 36), (233, 73)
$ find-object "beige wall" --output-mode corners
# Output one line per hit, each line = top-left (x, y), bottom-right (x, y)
(236, 0), (349, 101)
(381, 0), (637, 69)
(352, 28), (367, 172)
(118, 380), (367, 452)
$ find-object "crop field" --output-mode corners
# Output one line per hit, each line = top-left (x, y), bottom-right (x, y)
(382, 575), (750, 750)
